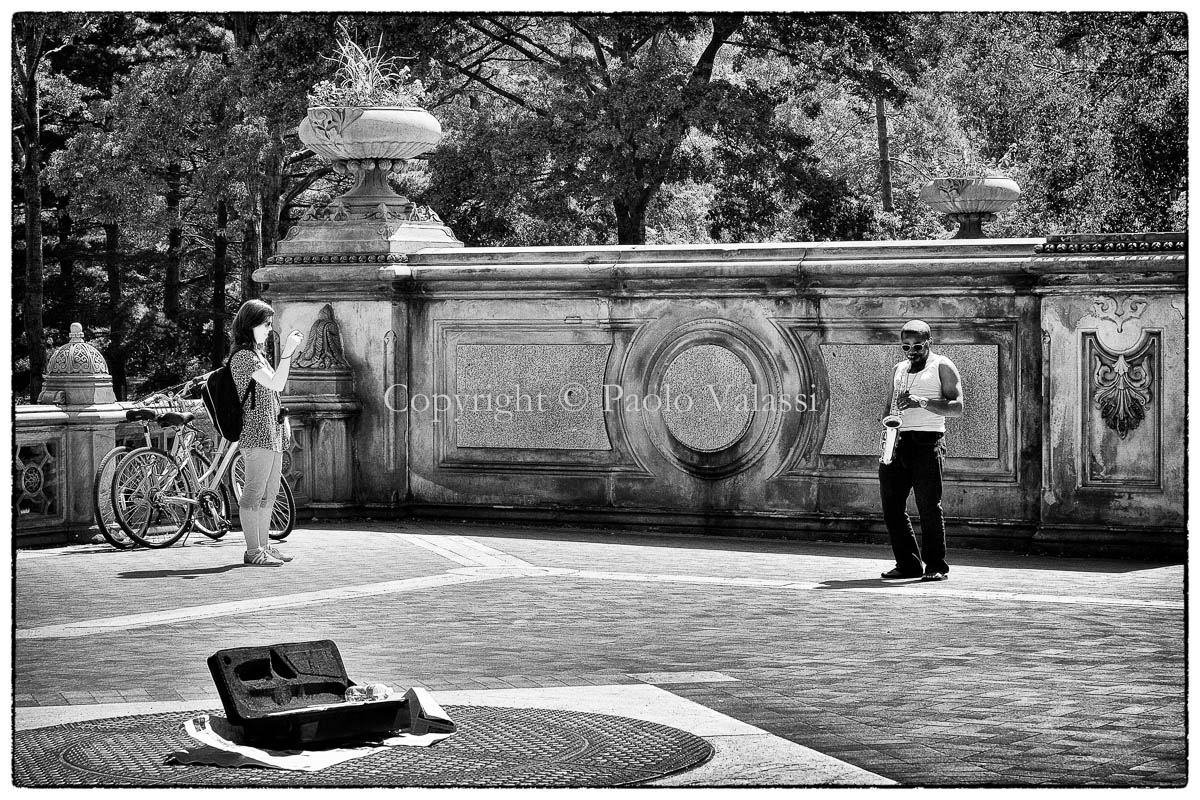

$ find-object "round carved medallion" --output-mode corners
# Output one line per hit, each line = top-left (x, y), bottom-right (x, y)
(660, 344), (755, 452)
(22, 466), (43, 494)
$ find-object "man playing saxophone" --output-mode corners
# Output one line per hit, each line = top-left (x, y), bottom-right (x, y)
(879, 320), (964, 582)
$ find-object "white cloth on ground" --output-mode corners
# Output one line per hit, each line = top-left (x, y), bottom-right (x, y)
(168, 711), (455, 772)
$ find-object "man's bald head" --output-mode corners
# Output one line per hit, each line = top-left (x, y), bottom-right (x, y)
(901, 320), (932, 340)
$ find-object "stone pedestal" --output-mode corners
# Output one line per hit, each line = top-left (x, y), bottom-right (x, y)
(18, 324), (123, 543)
(281, 305), (362, 513)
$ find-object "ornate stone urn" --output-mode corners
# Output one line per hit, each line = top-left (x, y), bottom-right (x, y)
(276, 106), (461, 261)
(299, 106), (442, 162)
(919, 177), (1021, 239)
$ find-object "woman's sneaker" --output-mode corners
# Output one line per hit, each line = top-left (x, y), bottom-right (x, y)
(264, 545), (293, 563)
(244, 548), (283, 567)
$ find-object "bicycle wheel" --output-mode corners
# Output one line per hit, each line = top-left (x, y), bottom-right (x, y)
(230, 450), (297, 541)
(267, 478), (297, 541)
(93, 446), (136, 549)
(110, 446), (193, 548)
(188, 450), (231, 540)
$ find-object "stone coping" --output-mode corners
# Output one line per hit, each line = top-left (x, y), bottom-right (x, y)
(254, 235), (1185, 290)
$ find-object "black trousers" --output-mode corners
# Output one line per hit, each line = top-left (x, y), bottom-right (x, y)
(878, 431), (949, 574)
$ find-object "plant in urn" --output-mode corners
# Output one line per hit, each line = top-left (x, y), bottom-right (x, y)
(279, 30), (461, 260)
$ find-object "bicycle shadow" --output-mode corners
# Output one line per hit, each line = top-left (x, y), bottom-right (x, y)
(118, 565), (246, 579)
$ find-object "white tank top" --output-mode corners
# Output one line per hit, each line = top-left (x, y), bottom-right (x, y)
(893, 353), (946, 432)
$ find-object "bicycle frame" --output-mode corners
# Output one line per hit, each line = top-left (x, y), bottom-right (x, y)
(152, 427), (240, 512)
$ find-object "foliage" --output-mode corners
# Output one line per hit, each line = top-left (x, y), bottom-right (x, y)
(307, 27), (426, 107)
(10, 11), (1189, 398)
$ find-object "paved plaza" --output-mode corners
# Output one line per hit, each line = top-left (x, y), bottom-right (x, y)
(11, 519), (1187, 787)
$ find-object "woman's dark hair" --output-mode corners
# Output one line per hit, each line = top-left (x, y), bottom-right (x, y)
(230, 299), (274, 356)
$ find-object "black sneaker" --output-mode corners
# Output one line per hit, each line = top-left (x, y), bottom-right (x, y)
(880, 567), (923, 579)
(921, 572), (949, 582)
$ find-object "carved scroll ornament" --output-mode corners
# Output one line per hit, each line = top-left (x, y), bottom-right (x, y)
(1091, 295), (1148, 334)
(1090, 333), (1156, 439)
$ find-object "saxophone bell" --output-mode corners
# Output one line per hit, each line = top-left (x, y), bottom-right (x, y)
(879, 414), (903, 465)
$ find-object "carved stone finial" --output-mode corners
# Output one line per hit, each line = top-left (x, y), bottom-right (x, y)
(294, 304), (350, 370)
(40, 322), (117, 404)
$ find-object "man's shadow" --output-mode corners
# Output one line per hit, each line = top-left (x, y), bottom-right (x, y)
(817, 578), (924, 590)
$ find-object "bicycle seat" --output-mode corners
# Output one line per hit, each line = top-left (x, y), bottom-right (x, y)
(125, 408), (158, 423)
(157, 411), (196, 427)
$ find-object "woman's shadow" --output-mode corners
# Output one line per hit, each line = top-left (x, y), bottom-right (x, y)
(118, 565), (247, 579)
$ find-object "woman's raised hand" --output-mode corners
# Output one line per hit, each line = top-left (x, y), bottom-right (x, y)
(282, 330), (304, 358)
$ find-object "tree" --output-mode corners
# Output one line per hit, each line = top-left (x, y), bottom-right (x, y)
(12, 14), (92, 400)
(398, 14), (747, 245)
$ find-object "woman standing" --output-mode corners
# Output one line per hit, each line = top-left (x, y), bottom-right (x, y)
(228, 299), (304, 567)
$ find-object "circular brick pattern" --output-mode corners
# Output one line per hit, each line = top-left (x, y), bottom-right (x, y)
(13, 706), (712, 787)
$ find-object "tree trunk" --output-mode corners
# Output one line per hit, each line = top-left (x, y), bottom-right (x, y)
(57, 197), (77, 324)
(875, 94), (894, 213)
(241, 196), (262, 301)
(212, 198), (228, 367)
(104, 222), (127, 400)
(164, 162), (183, 320)
(260, 136), (287, 265)
(20, 59), (46, 401)
(225, 12), (258, 49)
(614, 194), (650, 246)
(610, 14), (741, 247)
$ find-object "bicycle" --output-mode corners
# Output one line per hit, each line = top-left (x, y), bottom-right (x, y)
(109, 388), (296, 548)
(93, 381), (203, 550)
(92, 408), (158, 550)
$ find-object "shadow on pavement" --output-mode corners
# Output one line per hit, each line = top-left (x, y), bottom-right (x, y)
(817, 578), (925, 590)
(118, 565), (246, 579)
(365, 519), (1172, 574)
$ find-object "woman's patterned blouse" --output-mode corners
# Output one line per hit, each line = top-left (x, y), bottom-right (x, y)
(230, 348), (286, 452)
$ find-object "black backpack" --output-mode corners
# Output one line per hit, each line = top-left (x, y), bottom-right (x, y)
(200, 349), (257, 442)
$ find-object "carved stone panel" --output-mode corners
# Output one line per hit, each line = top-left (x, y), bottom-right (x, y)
(454, 344), (612, 450)
(13, 437), (62, 522)
(819, 344), (999, 459)
(1082, 331), (1160, 487)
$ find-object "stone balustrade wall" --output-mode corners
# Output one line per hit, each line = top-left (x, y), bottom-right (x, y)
(252, 231), (1186, 560)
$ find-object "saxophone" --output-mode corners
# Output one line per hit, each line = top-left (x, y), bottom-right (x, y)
(880, 368), (904, 465)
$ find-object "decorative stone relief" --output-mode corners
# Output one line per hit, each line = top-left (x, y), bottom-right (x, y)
(304, 107), (364, 142)
(13, 439), (59, 519)
(45, 323), (109, 375)
(266, 253), (409, 265)
(294, 304), (351, 370)
(1089, 333), (1156, 439)
(1091, 295), (1148, 334)
(660, 344), (755, 453)
(384, 330), (397, 471)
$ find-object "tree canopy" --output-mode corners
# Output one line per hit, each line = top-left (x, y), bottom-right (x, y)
(10, 11), (1187, 401)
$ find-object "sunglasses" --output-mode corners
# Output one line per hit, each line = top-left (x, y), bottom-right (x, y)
(900, 342), (930, 352)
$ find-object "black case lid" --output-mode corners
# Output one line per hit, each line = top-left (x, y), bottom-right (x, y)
(207, 639), (354, 725)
